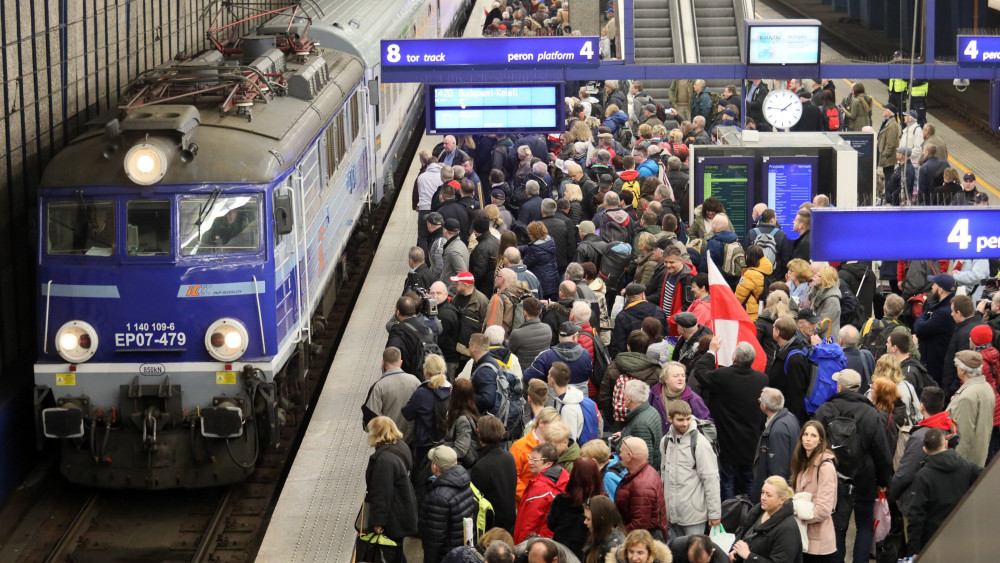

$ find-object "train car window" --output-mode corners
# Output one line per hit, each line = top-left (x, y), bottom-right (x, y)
(336, 112), (347, 162)
(350, 93), (360, 144)
(126, 200), (171, 256)
(179, 195), (261, 255)
(324, 125), (337, 178)
(46, 200), (115, 256)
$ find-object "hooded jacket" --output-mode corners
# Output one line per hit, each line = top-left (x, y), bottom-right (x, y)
(913, 292), (955, 382)
(648, 383), (712, 436)
(906, 449), (981, 554)
(661, 422), (722, 526)
(615, 461), (669, 539)
(736, 257), (775, 321)
(421, 465), (477, 563)
(525, 342), (593, 386)
(889, 410), (960, 514)
(646, 262), (697, 336)
(804, 284), (842, 340)
(603, 110), (629, 135)
(734, 500), (803, 563)
(514, 465), (570, 543)
(701, 230), (741, 287)
(600, 352), (663, 417)
(541, 299), (574, 346)
(521, 237), (561, 299)
(509, 263), (542, 299)
(596, 208), (635, 244)
(686, 297), (712, 329)
(813, 390), (893, 499)
(554, 386), (587, 440)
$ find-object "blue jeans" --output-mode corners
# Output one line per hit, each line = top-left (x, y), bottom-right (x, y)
(834, 499), (875, 563)
(719, 461), (754, 501)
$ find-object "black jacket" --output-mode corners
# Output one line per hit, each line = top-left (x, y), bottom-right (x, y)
(401, 382), (451, 450)
(365, 441), (419, 540)
(813, 391), (893, 499)
(611, 300), (668, 357)
(547, 494), (588, 558)
(541, 299), (574, 346)
(734, 501), (803, 563)
(435, 301), (464, 364)
(941, 314), (984, 396)
(469, 442), (517, 532)
(575, 234), (607, 270)
(421, 465), (477, 563)
(769, 338), (812, 423)
(694, 353), (768, 465)
(469, 232), (500, 296)
(752, 409), (800, 499)
(541, 215), (574, 273)
(791, 102), (825, 132)
(755, 312), (778, 374)
(386, 316), (436, 375)
(438, 198), (472, 242)
(792, 230), (811, 261)
(913, 292), (955, 385)
(669, 535), (730, 563)
(906, 449), (981, 555)
(406, 263), (437, 293)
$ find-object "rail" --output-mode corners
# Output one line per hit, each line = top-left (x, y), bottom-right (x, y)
(44, 493), (99, 563)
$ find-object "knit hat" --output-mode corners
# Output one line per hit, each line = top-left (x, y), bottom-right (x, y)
(971, 324), (993, 347)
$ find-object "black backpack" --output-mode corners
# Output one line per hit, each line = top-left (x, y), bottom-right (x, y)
(582, 332), (612, 391)
(429, 392), (451, 443)
(860, 317), (901, 360)
(826, 406), (863, 479)
(600, 220), (631, 245)
(599, 244), (631, 296)
(722, 494), (753, 534)
(401, 322), (444, 375)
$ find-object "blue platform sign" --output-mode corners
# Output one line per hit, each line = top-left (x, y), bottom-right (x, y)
(380, 37), (599, 68)
(812, 207), (1000, 261)
(957, 36), (1000, 65)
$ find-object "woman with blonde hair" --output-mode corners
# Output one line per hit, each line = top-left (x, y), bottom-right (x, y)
(363, 416), (418, 544)
(731, 476), (802, 563)
(756, 291), (790, 371)
(784, 258), (812, 306)
(401, 354), (451, 465)
(803, 263), (842, 339)
(789, 421), (837, 562)
(871, 353), (921, 424)
(604, 529), (670, 563)
(483, 203), (506, 235)
(563, 183), (584, 224)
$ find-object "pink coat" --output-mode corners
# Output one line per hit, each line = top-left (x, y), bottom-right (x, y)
(793, 451), (838, 555)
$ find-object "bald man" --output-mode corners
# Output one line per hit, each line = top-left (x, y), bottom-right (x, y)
(614, 436), (669, 538)
(435, 135), (469, 167)
(485, 268), (532, 336)
(700, 214), (741, 288)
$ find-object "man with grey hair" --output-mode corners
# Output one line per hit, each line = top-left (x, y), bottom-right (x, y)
(541, 280), (578, 345)
(503, 247), (542, 299)
(593, 191), (634, 244)
(751, 387), (800, 499)
(947, 350), (995, 467)
(690, 115), (711, 146)
(840, 324), (874, 395)
(484, 540), (515, 563)
(518, 179), (544, 225)
(614, 379), (664, 469)
(700, 213), (741, 288)
(540, 198), (572, 272)
(565, 262), (601, 327)
(691, 79), (713, 122)
(694, 337), (768, 499)
(405, 245), (437, 293)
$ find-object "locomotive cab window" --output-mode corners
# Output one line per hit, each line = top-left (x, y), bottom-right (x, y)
(180, 195), (261, 255)
(126, 200), (171, 256)
(46, 200), (115, 256)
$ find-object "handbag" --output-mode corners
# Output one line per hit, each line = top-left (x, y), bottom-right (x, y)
(709, 524), (736, 553)
(353, 499), (402, 563)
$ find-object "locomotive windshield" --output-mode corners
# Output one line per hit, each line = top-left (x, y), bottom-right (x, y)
(179, 194), (261, 255)
(126, 200), (171, 256)
(46, 200), (115, 256)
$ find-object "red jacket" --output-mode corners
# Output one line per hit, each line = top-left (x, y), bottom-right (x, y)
(614, 462), (669, 538)
(577, 323), (600, 398)
(979, 346), (1000, 427)
(514, 465), (570, 543)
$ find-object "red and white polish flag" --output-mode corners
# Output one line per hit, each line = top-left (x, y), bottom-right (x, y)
(707, 252), (767, 372)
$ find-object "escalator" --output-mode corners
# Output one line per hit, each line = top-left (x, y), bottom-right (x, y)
(632, 0), (676, 104)
(692, 0), (743, 62)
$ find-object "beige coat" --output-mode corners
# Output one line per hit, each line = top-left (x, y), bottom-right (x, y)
(948, 375), (997, 467)
(792, 451), (838, 555)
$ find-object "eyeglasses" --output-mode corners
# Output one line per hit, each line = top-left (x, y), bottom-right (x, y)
(620, 441), (632, 457)
(528, 456), (544, 463)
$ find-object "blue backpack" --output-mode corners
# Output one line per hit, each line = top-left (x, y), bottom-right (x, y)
(785, 342), (848, 414)
(578, 397), (602, 444)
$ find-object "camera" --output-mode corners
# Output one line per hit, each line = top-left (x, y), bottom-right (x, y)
(414, 287), (438, 318)
(981, 278), (1000, 309)
(954, 78), (970, 92)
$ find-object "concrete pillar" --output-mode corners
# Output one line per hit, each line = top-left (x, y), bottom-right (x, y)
(570, 0), (600, 38)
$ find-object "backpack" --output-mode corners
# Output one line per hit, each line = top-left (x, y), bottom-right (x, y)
(429, 391), (451, 443)
(721, 240), (747, 278)
(826, 405), (864, 479)
(653, 99), (669, 122)
(601, 219), (631, 244)
(583, 332), (612, 391)
(620, 178), (642, 203)
(749, 227), (778, 266)
(615, 126), (633, 147)
(902, 361), (936, 397)
(786, 342), (848, 414)
(983, 352), (1000, 395)
(565, 397), (602, 444)
(825, 106), (841, 131)
(455, 307), (484, 356)
(689, 417), (720, 469)
(401, 322), (444, 375)
(721, 494), (753, 534)
(611, 375), (635, 422)
(860, 317), (901, 359)
(708, 91), (725, 121)
(599, 243), (632, 296)
(469, 483), (495, 540)
(484, 363), (525, 439)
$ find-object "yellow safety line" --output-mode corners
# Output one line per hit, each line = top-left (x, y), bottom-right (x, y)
(841, 78), (1000, 198)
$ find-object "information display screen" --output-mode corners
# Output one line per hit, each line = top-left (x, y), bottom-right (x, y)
(426, 84), (563, 134)
(748, 25), (821, 65)
(838, 132), (876, 205)
(764, 156), (818, 241)
(694, 157), (756, 237)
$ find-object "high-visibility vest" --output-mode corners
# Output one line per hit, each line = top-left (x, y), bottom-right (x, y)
(889, 78), (908, 93)
(911, 81), (929, 97)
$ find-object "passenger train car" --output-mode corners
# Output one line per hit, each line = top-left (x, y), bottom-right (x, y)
(33, 0), (471, 489)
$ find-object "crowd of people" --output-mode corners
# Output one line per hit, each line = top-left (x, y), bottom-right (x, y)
(358, 74), (995, 563)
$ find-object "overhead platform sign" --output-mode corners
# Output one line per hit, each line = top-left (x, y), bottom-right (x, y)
(812, 207), (1000, 261)
(957, 36), (1000, 65)
(426, 84), (563, 134)
(380, 37), (599, 68)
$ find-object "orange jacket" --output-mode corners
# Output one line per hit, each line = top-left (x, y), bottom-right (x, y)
(510, 430), (540, 502)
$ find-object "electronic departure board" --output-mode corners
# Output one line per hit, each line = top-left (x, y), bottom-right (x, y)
(426, 84), (563, 134)
(694, 157), (756, 237)
(764, 156), (818, 241)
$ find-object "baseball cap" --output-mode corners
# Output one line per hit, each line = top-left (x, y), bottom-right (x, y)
(964, 172), (976, 182)
(796, 308), (822, 323)
(926, 273), (956, 291)
(426, 212), (444, 226)
(443, 218), (461, 232)
(491, 188), (507, 200)
(624, 283), (646, 297)
(674, 312), (698, 328)
(643, 103), (657, 114)
(906, 109), (919, 120)
(428, 445), (458, 470)
(833, 369), (862, 390)
(970, 324), (993, 347)
(956, 349), (983, 370)
(892, 50), (903, 59)
(599, 174), (613, 188)
(559, 321), (581, 337)
(578, 220), (596, 235)
(450, 271), (475, 284)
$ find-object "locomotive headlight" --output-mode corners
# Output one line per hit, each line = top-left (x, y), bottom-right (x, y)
(54, 321), (99, 363)
(205, 318), (249, 362)
(124, 139), (171, 185)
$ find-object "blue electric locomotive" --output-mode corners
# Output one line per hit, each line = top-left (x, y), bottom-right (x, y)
(33, 0), (470, 489)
